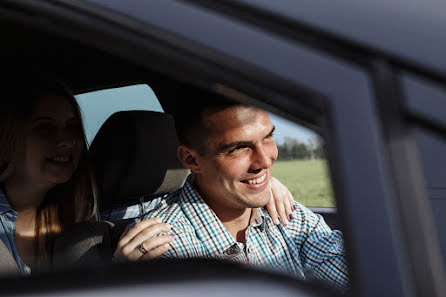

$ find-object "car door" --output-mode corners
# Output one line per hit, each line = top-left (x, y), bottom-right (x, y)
(1, 1), (445, 297)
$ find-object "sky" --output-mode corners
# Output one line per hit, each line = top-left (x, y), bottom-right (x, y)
(269, 113), (316, 145)
(75, 84), (316, 145)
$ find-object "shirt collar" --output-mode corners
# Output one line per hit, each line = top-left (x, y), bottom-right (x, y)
(179, 177), (237, 255)
(179, 176), (271, 254)
(250, 207), (272, 231)
(250, 208), (265, 226)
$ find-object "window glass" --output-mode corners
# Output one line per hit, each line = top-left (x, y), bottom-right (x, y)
(403, 74), (446, 266)
(270, 114), (335, 207)
(75, 84), (163, 144)
(413, 127), (446, 265)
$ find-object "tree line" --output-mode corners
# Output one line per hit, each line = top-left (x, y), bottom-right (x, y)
(276, 136), (325, 161)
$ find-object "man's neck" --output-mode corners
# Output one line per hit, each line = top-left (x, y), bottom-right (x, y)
(217, 208), (252, 243)
(194, 178), (252, 243)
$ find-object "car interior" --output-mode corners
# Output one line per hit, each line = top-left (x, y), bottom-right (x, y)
(0, 8), (345, 296)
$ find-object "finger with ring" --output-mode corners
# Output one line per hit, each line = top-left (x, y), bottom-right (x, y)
(138, 243), (148, 255)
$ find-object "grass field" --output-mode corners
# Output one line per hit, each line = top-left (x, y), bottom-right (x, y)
(271, 159), (335, 207)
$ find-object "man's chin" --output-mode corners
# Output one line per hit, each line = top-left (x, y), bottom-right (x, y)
(244, 193), (271, 208)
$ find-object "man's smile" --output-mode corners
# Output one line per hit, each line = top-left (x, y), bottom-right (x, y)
(241, 172), (267, 185)
(240, 172), (269, 192)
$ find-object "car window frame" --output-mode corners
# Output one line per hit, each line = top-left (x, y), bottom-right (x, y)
(2, 0), (445, 296)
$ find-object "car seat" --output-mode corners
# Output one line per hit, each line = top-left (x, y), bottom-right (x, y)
(90, 110), (189, 220)
(54, 110), (189, 269)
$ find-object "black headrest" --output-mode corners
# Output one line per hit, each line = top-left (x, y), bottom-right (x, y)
(89, 111), (189, 211)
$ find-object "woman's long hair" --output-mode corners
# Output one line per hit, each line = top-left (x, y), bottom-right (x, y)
(0, 76), (97, 266)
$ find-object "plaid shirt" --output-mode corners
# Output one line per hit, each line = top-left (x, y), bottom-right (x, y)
(141, 177), (349, 290)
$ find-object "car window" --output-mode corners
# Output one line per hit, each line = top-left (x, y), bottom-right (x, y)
(75, 84), (163, 145)
(1, 1), (354, 294)
(270, 113), (334, 208)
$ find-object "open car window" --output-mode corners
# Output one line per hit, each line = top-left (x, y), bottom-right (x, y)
(271, 114), (334, 209)
(1, 0), (354, 290)
(0, 19), (348, 294)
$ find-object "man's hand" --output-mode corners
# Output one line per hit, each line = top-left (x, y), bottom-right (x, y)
(266, 177), (295, 225)
(113, 218), (174, 262)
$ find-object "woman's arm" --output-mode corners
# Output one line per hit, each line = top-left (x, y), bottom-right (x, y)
(266, 177), (295, 225)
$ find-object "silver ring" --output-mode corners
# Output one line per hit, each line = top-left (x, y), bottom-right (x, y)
(138, 243), (148, 255)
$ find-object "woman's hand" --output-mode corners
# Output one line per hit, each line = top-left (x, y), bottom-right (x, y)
(266, 177), (295, 225)
(113, 218), (174, 262)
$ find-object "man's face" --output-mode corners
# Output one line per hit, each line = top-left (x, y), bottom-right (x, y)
(194, 106), (278, 211)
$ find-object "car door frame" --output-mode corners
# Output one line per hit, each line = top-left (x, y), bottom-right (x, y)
(1, 1), (445, 296)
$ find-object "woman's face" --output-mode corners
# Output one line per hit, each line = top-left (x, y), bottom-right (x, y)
(12, 92), (84, 189)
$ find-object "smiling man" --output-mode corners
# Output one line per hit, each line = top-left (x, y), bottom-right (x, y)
(140, 102), (349, 290)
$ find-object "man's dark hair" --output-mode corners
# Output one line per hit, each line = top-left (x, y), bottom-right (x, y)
(173, 87), (240, 155)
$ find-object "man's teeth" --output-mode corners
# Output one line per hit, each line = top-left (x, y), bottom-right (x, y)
(247, 173), (266, 185)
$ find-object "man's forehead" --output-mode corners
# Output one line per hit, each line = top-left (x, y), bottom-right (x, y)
(204, 106), (273, 147)
(205, 105), (268, 132)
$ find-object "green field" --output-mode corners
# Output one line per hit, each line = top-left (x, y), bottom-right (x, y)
(271, 159), (335, 207)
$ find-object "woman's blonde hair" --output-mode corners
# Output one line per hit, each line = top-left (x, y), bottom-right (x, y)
(0, 76), (97, 265)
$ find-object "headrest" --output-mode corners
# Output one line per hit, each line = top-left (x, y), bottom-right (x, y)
(89, 111), (189, 212)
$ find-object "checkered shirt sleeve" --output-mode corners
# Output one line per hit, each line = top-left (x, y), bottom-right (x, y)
(287, 202), (349, 289)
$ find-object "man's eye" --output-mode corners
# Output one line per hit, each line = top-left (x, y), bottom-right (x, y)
(264, 133), (275, 142)
(228, 145), (248, 154)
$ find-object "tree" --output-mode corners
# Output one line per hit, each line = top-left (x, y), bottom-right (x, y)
(291, 142), (309, 159)
(276, 136), (326, 161)
(312, 136), (326, 159)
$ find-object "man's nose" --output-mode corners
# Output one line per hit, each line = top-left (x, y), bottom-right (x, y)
(251, 145), (273, 169)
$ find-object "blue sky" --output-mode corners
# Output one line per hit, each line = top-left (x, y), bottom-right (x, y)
(75, 84), (316, 145)
(269, 113), (316, 145)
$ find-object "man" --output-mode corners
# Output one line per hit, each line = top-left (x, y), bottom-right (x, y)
(139, 102), (348, 290)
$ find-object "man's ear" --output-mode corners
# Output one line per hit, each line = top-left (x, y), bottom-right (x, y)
(177, 145), (201, 173)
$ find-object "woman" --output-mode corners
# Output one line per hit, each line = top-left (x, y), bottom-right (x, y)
(0, 77), (100, 273)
